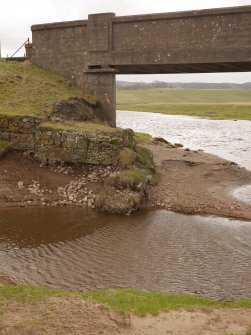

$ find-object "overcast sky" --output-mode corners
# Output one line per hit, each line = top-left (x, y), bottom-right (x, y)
(1, 0), (251, 83)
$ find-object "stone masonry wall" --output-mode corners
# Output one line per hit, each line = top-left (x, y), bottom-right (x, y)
(31, 21), (88, 86)
(0, 116), (134, 165)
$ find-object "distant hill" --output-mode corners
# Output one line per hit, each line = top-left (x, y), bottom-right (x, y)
(117, 81), (251, 90)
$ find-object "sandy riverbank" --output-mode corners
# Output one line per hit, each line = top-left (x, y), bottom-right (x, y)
(1, 295), (250, 335)
(146, 144), (251, 220)
(1, 146), (251, 220)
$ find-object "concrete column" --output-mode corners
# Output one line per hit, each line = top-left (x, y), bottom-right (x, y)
(85, 70), (116, 126)
(25, 43), (33, 60)
(85, 13), (116, 126)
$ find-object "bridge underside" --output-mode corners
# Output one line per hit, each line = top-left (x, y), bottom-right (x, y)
(106, 62), (251, 74)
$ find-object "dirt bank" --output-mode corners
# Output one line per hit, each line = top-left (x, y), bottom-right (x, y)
(1, 146), (251, 220)
(146, 144), (251, 220)
(1, 296), (250, 335)
(0, 151), (111, 209)
(129, 309), (251, 335)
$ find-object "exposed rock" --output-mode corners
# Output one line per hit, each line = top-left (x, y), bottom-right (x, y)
(97, 187), (141, 215)
(50, 97), (100, 122)
(17, 181), (24, 189)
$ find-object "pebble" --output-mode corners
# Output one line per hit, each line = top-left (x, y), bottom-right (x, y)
(22, 163), (114, 208)
(18, 181), (24, 189)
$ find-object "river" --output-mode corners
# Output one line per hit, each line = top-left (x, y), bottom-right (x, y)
(0, 111), (251, 300)
(117, 110), (251, 171)
(0, 207), (250, 300)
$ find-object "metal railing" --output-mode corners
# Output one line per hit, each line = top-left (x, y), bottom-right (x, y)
(8, 38), (30, 59)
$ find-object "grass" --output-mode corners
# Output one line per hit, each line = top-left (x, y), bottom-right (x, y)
(117, 88), (251, 120)
(81, 288), (251, 316)
(38, 120), (118, 134)
(0, 60), (96, 118)
(135, 131), (153, 144)
(105, 167), (147, 190)
(119, 168), (148, 185)
(0, 285), (250, 317)
(118, 148), (137, 169)
(0, 285), (66, 302)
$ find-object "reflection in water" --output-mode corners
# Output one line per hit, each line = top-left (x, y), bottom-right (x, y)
(0, 207), (250, 300)
(117, 110), (251, 171)
(0, 207), (112, 248)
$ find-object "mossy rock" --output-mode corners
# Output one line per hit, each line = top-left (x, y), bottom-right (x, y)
(118, 148), (137, 169)
(105, 168), (149, 192)
(50, 97), (100, 122)
(135, 146), (155, 172)
(96, 186), (141, 215)
(153, 137), (176, 148)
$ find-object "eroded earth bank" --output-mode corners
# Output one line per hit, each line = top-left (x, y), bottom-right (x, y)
(145, 144), (251, 220)
(1, 295), (251, 335)
(1, 143), (251, 221)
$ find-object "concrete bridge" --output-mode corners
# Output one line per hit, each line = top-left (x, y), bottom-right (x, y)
(30, 6), (251, 126)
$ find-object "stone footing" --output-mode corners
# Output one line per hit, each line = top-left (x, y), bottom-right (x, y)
(0, 115), (134, 165)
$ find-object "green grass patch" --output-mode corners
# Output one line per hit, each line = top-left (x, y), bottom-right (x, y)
(81, 289), (251, 316)
(117, 88), (251, 120)
(0, 285), (67, 303)
(0, 60), (96, 118)
(135, 132), (153, 144)
(38, 120), (119, 134)
(120, 167), (148, 184)
(0, 286), (250, 316)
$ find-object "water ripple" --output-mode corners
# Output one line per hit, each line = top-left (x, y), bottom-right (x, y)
(0, 208), (250, 300)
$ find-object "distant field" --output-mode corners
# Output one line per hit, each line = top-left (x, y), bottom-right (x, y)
(117, 88), (251, 120)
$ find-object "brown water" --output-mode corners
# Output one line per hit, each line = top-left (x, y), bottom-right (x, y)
(0, 207), (250, 300)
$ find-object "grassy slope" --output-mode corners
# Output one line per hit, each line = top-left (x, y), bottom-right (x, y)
(117, 88), (251, 120)
(0, 60), (96, 118)
(0, 285), (250, 317)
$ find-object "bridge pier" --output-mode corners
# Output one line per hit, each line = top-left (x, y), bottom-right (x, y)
(85, 69), (116, 126)
(83, 13), (117, 126)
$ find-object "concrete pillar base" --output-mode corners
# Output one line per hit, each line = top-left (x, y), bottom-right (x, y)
(85, 70), (116, 127)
